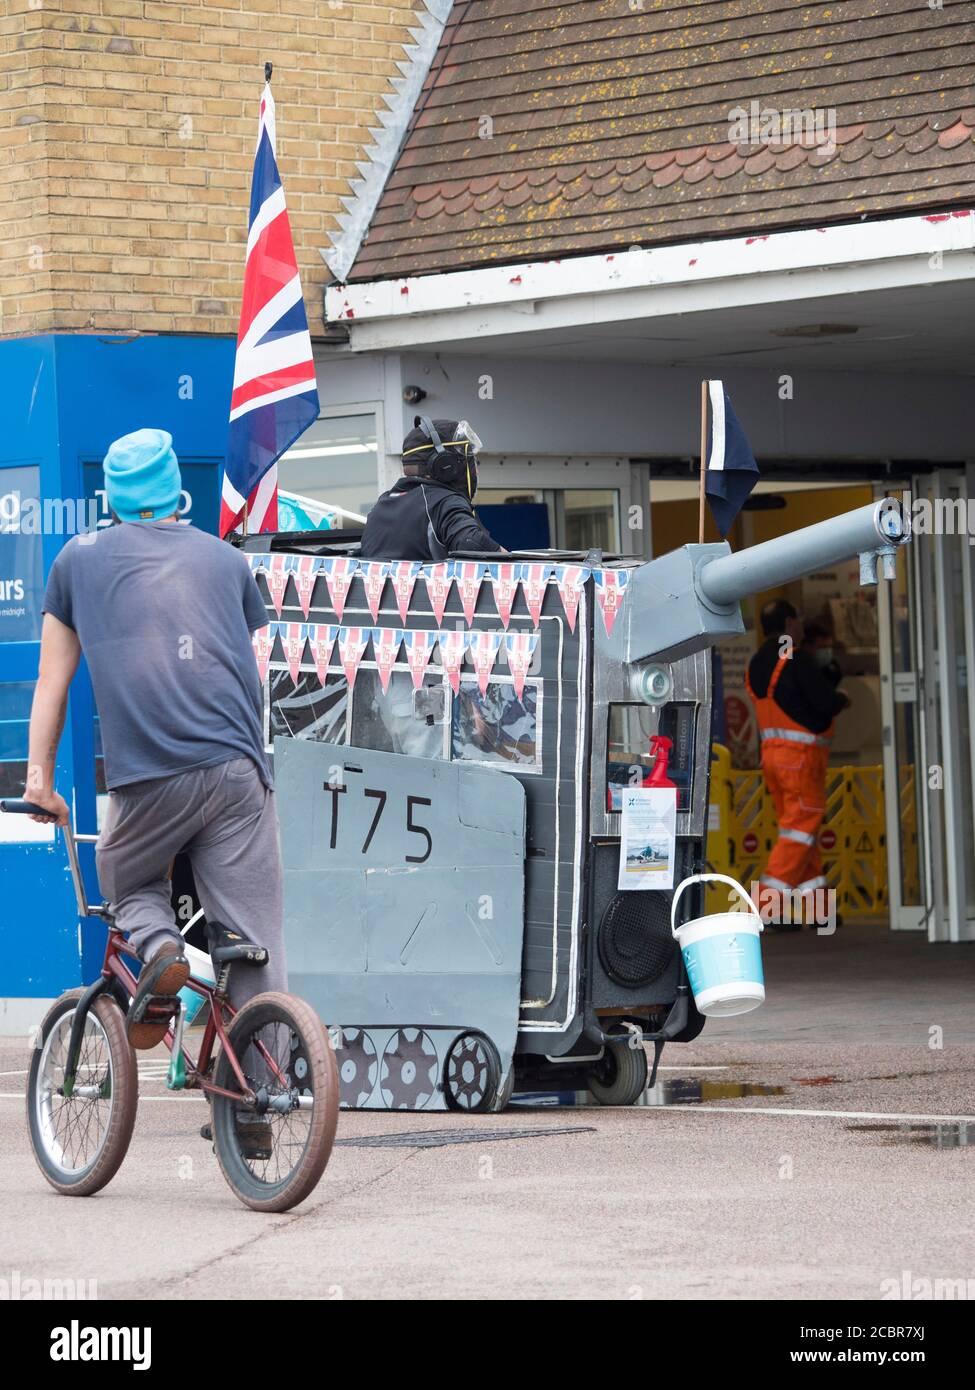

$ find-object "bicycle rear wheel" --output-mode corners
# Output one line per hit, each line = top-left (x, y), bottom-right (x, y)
(26, 989), (138, 1196)
(211, 991), (338, 1212)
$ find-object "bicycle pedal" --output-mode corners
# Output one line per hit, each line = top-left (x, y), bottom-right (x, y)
(130, 993), (179, 1025)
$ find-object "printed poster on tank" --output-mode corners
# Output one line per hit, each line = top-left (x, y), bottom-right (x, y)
(618, 786), (678, 891)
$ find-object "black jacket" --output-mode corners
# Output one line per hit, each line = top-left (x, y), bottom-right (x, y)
(358, 476), (502, 561)
(748, 637), (847, 735)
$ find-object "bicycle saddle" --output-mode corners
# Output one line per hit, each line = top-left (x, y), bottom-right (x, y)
(204, 920), (269, 966)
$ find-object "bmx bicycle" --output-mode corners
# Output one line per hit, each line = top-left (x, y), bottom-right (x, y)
(1, 798), (339, 1212)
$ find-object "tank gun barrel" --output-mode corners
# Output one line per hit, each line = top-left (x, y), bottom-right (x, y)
(622, 498), (910, 665)
(696, 499), (907, 608)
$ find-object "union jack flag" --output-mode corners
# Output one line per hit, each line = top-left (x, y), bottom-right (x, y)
(219, 81), (319, 537)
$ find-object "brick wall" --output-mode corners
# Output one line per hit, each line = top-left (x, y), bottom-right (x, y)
(0, 0), (423, 339)
(1, 4), (54, 337)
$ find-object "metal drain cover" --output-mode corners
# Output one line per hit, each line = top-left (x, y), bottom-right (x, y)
(335, 1125), (595, 1149)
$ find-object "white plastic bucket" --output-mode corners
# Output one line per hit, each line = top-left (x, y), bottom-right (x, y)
(178, 942), (215, 1025)
(671, 873), (765, 1017)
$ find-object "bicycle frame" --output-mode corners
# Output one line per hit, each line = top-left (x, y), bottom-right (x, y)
(56, 819), (289, 1106)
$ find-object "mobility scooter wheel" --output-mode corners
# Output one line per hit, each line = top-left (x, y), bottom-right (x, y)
(444, 1032), (506, 1112)
(587, 1038), (649, 1106)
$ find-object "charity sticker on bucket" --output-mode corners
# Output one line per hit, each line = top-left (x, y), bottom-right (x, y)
(671, 872), (765, 1017)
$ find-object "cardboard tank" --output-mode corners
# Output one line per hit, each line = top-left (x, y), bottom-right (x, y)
(239, 498), (908, 1112)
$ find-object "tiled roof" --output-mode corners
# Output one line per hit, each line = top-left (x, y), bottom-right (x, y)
(347, 0), (975, 282)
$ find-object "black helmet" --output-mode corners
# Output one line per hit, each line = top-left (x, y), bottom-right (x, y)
(402, 416), (482, 498)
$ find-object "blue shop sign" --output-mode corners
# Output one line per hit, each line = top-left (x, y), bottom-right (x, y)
(83, 457), (221, 536)
(0, 464), (45, 643)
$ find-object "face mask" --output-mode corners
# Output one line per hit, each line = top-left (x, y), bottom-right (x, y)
(815, 647), (835, 666)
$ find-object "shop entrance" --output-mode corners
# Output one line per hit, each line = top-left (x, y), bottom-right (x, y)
(651, 470), (975, 943)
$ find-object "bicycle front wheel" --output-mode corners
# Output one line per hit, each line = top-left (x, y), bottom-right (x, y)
(211, 991), (338, 1212)
(26, 989), (138, 1196)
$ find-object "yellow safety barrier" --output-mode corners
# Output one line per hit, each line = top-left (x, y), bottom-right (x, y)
(705, 745), (890, 920)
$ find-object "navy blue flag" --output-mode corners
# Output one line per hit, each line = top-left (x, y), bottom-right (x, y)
(705, 381), (759, 536)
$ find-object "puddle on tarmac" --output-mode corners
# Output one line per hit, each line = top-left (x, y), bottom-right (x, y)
(511, 1078), (787, 1109)
(639, 1079), (787, 1106)
(847, 1122), (975, 1149)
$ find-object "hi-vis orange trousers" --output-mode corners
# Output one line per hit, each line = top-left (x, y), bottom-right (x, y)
(760, 742), (828, 917)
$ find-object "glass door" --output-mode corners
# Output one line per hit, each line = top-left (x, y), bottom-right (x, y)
(476, 458), (646, 556)
(877, 487), (925, 931)
(879, 473), (975, 941)
(476, 485), (622, 552)
(931, 469), (975, 942)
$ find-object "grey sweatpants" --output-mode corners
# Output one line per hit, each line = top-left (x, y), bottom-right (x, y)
(96, 757), (286, 1009)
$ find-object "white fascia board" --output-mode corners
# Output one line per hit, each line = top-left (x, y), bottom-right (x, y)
(326, 209), (975, 350)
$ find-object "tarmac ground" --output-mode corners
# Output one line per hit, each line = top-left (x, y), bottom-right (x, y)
(1, 923), (973, 1301)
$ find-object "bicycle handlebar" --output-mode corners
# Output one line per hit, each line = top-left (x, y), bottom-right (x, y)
(1, 798), (100, 916)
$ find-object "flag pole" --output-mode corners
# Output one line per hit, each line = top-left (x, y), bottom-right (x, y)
(698, 378), (708, 544)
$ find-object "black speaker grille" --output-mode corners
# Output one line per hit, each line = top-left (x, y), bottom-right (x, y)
(597, 890), (676, 988)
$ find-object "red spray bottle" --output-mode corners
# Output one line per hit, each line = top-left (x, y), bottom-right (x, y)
(646, 734), (676, 788)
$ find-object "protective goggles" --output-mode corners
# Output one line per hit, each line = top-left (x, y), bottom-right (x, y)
(453, 420), (483, 455)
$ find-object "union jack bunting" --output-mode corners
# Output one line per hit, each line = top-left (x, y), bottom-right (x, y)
(423, 563), (452, 625)
(338, 626), (370, 691)
(390, 561), (421, 623)
(452, 560), (486, 626)
(323, 556), (358, 622)
(293, 555), (319, 618)
(403, 629), (438, 691)
(593, 567), (631, 637)
(518, 562), (551, 627)
(283, 622), (306, 685)
(470, 630), (503, 696)
(309, 625), (338, 686)
(219, 81), (319, 537)
(438, 628), (468, 695)
(264, 553), (292, 617)
(553, 564), (590, 633)
(504, 630), (538, 700)
(491, 562), (519, 629)
(251, 623), (274, 684)
(372, 626), (402, 693)
(361, 561), (389, 622)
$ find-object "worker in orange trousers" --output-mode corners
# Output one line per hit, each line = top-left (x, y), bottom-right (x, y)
(745, 600), (848, 929)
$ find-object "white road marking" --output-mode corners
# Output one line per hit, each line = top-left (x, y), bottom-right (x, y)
(662, 1105), (975, 1122)
(0, 1063), (174, 1080)
(657, 1066), (729, 1072)
(0, 1092), (205, 1103)
(0, 1092), (971, 1123)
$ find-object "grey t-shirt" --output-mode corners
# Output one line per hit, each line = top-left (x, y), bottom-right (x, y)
(43, 522), (272, 791)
